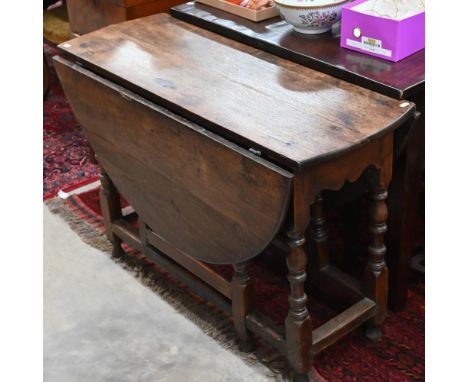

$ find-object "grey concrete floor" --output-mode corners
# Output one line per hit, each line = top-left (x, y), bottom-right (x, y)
(43, 205), (273, 382)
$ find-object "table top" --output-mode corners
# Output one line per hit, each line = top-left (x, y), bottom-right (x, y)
(58, 14), (414, 170)
(171, 2), (425, 100)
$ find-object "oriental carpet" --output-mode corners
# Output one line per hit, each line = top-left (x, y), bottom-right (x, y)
(47, 188), (425, 382)
(43, 44), (99, 200)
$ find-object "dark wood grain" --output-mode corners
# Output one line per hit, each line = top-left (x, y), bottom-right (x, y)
(171, 2), (425, 311)
(309, 264), (364, 309)
(246, 312), (286, 355)
(364, 168), (391, 340)
(231, 261), (255, 352)
(111, 219), (234, 314)
(66, 0), (127, 35)
(312, 298), (376, 354)
(171, 2), (424, 100)
(55, 55), (292, 265)
(387, 108), (424, 310)
(300, 132), (394, 207)
(311, 193), (329, 269)
(99, 165), (125, 257)
(66, 0), (187, 35)
(284, 229), (313, 377)
(146, 229), (232, 298)
(58, 13), (414, 170)
(53, 14), (415, 379)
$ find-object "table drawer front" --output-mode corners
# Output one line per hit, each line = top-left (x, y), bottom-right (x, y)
(54, 56), (293, 264)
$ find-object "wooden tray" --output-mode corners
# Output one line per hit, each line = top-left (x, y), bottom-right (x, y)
(195, 0), (278, 22)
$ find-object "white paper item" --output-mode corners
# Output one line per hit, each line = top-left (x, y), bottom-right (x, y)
(352, 0), (425, 20)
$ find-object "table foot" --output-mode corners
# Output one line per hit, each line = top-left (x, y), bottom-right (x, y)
(232, 261), (255, 352)
(365, 324), (382, 341)
(99, 164), (122, 241)
(292, 371), (315, 382)
(111, 236), (125, 258)
(238, 338), (255, 353)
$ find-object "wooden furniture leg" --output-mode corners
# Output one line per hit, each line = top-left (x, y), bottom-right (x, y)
(364, 173), (389, 340)
(231, 261), (255, 352)
(311, 192), (329, 269)
(387, 107), (424, 311)
(285, 228), (313, 381)
(99, 164), (124, 257)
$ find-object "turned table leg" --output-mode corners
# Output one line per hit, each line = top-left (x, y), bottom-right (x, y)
(364, 181), (389, 340)
(387, 109), (423, 310)
(231, 261), (255, 352)
(99, 164), (124, 257)
(311, 192), (329, 269)
(285, 230), (313, 381)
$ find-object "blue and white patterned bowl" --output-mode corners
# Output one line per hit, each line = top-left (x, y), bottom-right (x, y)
(274, 0), (348, 34)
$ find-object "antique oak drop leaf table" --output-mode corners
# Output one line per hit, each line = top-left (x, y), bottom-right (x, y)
(54, 14), (416, 381)
(171, 2), (425, 311)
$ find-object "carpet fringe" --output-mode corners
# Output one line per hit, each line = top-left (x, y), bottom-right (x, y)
(46, 198), (112, 253)
(45, 198), (311, 382)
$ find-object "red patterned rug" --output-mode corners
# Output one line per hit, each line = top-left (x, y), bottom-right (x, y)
(43, 44), (99, 200)
(47, 187), (425, 381)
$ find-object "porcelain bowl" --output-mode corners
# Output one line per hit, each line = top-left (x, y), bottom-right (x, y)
(274, 0), (348, 34)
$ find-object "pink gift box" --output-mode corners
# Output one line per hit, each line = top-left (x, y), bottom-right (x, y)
(340, 0), (425, 62)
